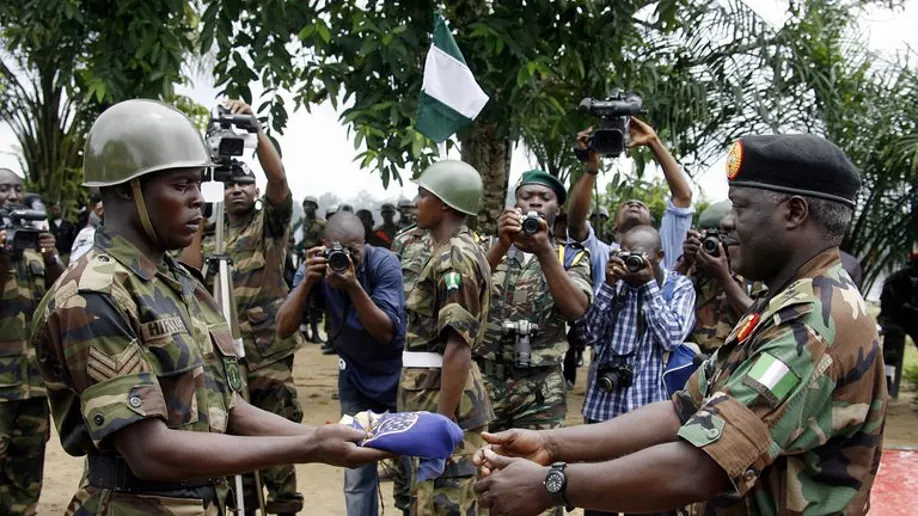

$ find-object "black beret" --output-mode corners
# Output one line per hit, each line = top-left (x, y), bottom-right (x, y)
(229, 159), (256, 184)
(727, 135), (860, 207)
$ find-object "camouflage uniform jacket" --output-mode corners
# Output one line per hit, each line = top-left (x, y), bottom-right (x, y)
(399, 226), (493, 433)
(687, 268), (766, 354)
(295, 216), (326, 256)
(392, 225), (432, 297)
(30, 228), (245, 513)
(0, 249), (49, 402)
(673, 249), (887, 515)
(203, 194), (304, 370)
(479, 239), (593, 365)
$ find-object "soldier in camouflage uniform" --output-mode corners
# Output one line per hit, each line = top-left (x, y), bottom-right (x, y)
(181, 99), (307, 514)
(474, 134), (887, 516)
(0, 169), (65, 516)
(479, 170), (592, 441)
(398, 160), (493, 516)
(674, 201), (762, 355)
(31, 99), (387, 516)
(397, 198), (415, 232)
(295, 196), (326, 343)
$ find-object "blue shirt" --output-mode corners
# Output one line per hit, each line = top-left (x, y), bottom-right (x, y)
(293, 245), (406, 405)
(570, 198), (694, 293)
(574, 271), (696, 422)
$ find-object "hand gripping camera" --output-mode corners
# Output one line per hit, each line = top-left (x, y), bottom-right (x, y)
(596, 360), (634, 393)
(521, 211), (544, 235)
(701, 229), (729, 257)
(618, 252), (647, 273)
(204, 105), (260, 183)
(502, 320), (539, 368)
(0, 205), (46, 254)
(578, 90), (645, 158)
(324, 243), (351, 274)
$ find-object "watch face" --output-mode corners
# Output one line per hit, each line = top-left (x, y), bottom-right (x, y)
(545, 471), (564, 494)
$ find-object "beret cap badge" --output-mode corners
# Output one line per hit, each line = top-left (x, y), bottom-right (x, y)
(726, 141), (743, 180)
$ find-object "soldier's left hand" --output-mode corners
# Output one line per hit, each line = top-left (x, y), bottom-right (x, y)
(326, 254), (358, 292)
(695, 241), (731, 281)
(621, 252), (655, 288)
(39, 232), (57, 258)
(475, 450), (553, 515)
(511, 215), (552, 255)
(223, 99), (254, 116)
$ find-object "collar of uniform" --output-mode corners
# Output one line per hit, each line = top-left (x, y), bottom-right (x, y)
(94, 227), (194, 295)
(761, 247), (841, 315)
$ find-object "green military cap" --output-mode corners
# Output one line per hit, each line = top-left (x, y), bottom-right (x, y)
(516, 169), (567, 205)
(726, 135), (860, 207)
(697, 200), (732, 229)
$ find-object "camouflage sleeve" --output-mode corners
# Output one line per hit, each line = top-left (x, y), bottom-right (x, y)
(44, 291), (168, 449)
(262, 192), (294, 240)
(676, 320), (834, 497)
(565, 248), (594, 306)
(435, 249), (483, 349)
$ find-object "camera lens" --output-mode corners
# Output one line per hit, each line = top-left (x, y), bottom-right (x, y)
(327, 250), (350, 273)
(598, 371), (619, 393)
(624, 254), (645, 273)
(522, 216), (540, 235)
(702, 237), (720, 256)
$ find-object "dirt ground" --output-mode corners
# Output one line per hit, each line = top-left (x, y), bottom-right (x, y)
(36, 344), (918, 515)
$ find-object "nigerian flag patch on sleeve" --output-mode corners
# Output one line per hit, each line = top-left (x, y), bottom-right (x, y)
(744, 352), (800, 406)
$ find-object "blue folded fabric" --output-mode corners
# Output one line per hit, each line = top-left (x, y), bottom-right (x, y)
(342, 411), (464, 481)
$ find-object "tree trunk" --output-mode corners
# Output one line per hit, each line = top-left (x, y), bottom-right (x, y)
(458, 121), (511, 236)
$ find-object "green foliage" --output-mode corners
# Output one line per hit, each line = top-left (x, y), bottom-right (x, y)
(598, 174), (671, 228)
(903, 364), (918, 393)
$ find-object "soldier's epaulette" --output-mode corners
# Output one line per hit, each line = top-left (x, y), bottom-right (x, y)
(75, 252), (118, 294)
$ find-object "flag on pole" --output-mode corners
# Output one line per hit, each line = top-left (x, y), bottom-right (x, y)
(415, 13), (489, 143)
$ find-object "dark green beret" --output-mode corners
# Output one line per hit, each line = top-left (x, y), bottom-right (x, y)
(516, 169), (567, 205)
(727, 135), (860, 207)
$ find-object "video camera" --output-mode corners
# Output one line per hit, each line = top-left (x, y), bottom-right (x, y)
(577, 90), (645, 158)
(701, 229), (729, 257)
(324, 243), (351, 274)
(204, 105), (260, 183)
(0, 205), (46, 254)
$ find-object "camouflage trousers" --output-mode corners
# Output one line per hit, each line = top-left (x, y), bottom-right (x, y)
(244, 356), (304, 513)
(0, 397), (50, 516)
(483, 365), (567, 432)
(411, 427), (487, 516)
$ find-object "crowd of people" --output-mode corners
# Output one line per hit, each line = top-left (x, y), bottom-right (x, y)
(0, 96), (891, 516)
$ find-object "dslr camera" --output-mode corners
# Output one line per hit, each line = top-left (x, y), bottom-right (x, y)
(324, 243), (351, 274)
(577, 90), (645, 158)
(596, 360), (634, 393)
(502, 320), (539, 368)
(0, 205), (46, 254)
(205, 105), (260, 182)
(701, 229), (729, 257)
(617, 251), (647, 273)
(520, 210), (543, 235)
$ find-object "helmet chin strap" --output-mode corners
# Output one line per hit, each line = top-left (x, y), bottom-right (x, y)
(130, 179), (160, 245)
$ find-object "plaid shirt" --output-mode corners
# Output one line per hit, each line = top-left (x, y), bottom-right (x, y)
(575, 271), (696, 422)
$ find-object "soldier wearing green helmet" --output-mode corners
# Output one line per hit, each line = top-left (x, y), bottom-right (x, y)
(32, 99), (389, 516)
(675, 200), (762, 354)
(397, 159), (494, 515)
(294, 195), (326, 343)
(396, 198), (416, 232)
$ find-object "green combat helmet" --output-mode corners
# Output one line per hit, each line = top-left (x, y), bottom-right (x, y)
(83, 99), (212, 242)
(414, 159), (482, 215)
(697, 200), (732, 230)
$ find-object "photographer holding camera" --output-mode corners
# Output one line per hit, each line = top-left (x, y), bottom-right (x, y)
(480, 171), (592, 444)
(675, 201), (758, 355)
(277, 211), (405, 516)
(181, 99), (306, 515)
(574, 226), (694, 513)
(568, 115), (694, 292)
(0, 168), (64, 515)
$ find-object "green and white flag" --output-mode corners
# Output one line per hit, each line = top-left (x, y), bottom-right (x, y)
(416, 13), (489, 143)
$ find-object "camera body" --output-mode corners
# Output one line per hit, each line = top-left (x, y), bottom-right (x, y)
(324, 243), (351, 273)
(618, 251), (647, 273)
(596, 361), (634, 393)
(0, 205), (46, 254)
(205, 105), (260, 183)
(502, 320), (539, 368)
(578, 90), (645, 157)
(521, 210), (543, 235)
(701, 229), (729, 257)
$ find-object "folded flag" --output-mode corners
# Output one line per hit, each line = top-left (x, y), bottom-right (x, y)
(415, 12), (489, 143)
(341, 411), (464, 481)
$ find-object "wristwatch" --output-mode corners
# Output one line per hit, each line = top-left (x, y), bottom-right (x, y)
(544, 462), (574, 512)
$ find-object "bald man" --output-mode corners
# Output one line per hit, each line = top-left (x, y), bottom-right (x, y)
(277, 212), (406, 516)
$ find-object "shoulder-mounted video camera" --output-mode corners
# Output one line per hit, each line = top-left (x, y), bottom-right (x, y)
(204, 105), (260, 183)
(324, 242), (351, 273)
(0, 205), (46, 254)
(577, 90), (645, 158)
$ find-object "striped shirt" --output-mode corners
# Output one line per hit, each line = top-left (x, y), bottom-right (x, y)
(575, 271), (696, 422)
